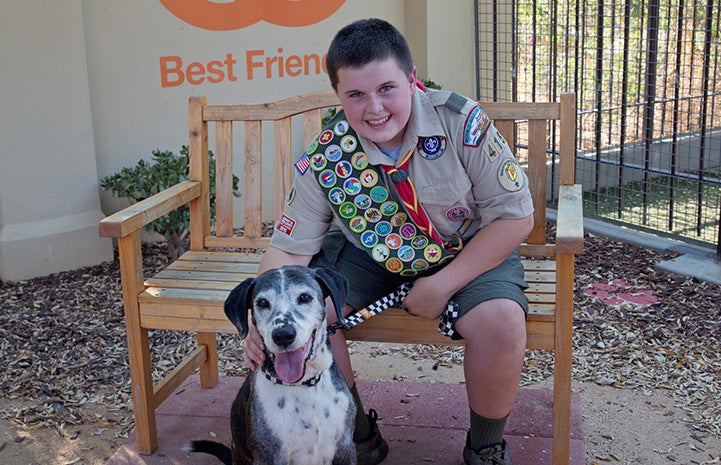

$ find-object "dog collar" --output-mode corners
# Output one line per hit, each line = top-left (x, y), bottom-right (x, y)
(260, 368), (322, 387)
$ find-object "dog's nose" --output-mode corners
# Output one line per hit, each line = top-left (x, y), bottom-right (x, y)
(272, 326), (296, 348)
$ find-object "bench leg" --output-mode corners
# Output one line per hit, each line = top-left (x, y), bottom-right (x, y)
(117, 233), (158, 454)
(553, 253), (574, 465)
(126, 325), (158, 455)
(198, 332), (219, 388)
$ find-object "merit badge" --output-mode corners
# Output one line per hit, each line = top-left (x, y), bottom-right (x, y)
(397, 245), (415, 262)
(372, 244), (390, 262)
(423, 244), (443, 263)
(411, 235), (429, 249)
(340, 135), (358, 153)
(446, 206), (470, 221)
(385, 233), (402, 249)
(276, 214), (296, 236)
(319, 169), (337, 188)
(310, 154), (327, 171)
(498, 159), (524, 192)
(463, 106), (490, 147)
(400, 223), (417, 239)
(334, 120), (349, 136)
(385, 258), (404, 273)
(380, 201), (399, 216)
(370, 186), (388, 203)
(338, 202), (357, 219)
(375, 221), (392, 236)
(343, 177), (362, 195)
(325, 145), (343, 162)
(361, 230), (378, 248)
(364, 208), (382, 223)
(295, 153), (310, 175)
(412, 259), (430, 271)
(328, 187), (346, 205)
(351, 152), (369, 170)
(360, 169), (379, 188)
(349, 216), (367, 233)
(354, 194), (371, 209)
(418, 136), (446, 159)
(305, 139), (319, 155)
(319, 130), (334, 145)
(335, 160), (352, 178)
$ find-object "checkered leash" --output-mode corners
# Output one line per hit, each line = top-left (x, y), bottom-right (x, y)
(328, 282), (460, 338)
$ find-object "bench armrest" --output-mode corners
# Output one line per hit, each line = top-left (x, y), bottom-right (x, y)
(98, 180), (202, 238)
(555, 184), (584, 255)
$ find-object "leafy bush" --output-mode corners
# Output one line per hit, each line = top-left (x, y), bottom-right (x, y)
(101, 146), (239, 259)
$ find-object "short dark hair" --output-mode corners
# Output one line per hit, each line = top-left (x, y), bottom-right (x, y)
(326, 18), (414, 90)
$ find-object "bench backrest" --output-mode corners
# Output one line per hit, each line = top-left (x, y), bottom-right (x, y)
(188, 91), (577, 256)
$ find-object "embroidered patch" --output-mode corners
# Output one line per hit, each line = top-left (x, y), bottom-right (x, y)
(310, 153), (327, 171)
(319, 130), (334, 145)
(328, 187), (346, 205)
(351, 152), (369, 170)
(334, 120), (349, 136)
(294, 153), (310, 175)
(498, 159), (524, 192)
(463, 106), (490, 147)
(445, 206), (470, 221)
(417, 136), (446, 159)
(276, 214), (296, 236)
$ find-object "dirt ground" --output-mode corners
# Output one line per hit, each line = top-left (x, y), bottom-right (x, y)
(1, 232), (719, 464)
(1, 342), (719, 465)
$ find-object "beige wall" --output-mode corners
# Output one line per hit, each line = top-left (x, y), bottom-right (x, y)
(0, 0), (113, 281)
(0, 0), (475, 280)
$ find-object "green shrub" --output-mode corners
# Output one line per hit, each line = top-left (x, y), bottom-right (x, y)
(101, 146), (239, 259)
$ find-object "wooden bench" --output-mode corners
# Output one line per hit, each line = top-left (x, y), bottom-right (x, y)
(99, 90), (582, 464)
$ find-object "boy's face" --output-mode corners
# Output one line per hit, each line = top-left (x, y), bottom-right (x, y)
(335, 58), (417, 152)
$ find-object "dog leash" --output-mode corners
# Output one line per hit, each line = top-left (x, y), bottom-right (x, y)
(327, 282), (460, 338)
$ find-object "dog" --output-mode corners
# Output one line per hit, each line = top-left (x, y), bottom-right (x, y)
(185, 265), (357, 465)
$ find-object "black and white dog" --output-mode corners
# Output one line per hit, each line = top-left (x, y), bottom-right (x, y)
(185, 265), (357, 465)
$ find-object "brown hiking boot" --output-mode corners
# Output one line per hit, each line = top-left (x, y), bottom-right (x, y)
(355, 409), (389, 465)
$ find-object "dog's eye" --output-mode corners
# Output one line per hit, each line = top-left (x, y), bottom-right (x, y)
(256, 298), (270, 309)
(298, 293), (312, 304)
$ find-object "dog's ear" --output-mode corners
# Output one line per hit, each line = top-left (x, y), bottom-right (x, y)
(224, 277), (256, 339)
(313, 268), (349, 324)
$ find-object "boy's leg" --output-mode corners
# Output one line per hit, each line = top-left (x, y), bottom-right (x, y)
(455, 299), (526, 465)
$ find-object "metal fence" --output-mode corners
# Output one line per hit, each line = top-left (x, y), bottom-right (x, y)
(475, 0), (721, 257)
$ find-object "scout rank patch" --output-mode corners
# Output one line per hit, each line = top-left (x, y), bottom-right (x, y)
(306, 112), (455, 276)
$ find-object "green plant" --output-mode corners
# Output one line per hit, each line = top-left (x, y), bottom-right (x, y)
(101, 146), (240, 260)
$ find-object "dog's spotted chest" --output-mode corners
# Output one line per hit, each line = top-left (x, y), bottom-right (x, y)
(256, 374), (353, 464)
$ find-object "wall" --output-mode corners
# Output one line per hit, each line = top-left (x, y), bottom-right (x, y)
(0, 0), (476, 280)
(0, 1), (113, 281)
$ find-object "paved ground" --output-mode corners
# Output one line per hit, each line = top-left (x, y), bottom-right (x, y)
(105, 375), (584, 465)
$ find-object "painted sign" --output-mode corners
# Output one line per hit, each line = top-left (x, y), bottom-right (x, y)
(160, 0), (345, 30)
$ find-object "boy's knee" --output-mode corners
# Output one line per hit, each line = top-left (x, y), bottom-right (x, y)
(456, 299), (526, 347)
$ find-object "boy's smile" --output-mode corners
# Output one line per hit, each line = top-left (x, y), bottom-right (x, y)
(335, 58), (417, 153)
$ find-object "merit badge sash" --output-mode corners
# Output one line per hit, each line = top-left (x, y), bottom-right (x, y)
(304, 111), (456, 276)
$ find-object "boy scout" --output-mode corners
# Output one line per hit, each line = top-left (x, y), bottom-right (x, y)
(243, 18), (534, 465)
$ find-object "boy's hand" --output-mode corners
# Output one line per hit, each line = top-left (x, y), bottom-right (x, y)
(402, 275), (453, 320)
(241, 317), (266, 371)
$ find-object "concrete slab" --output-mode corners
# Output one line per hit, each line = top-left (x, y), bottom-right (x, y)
(106, 376), (585, 465)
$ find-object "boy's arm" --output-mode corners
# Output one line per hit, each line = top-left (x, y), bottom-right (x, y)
(258, 245), (313, 273)
(402, 214), (534, 319)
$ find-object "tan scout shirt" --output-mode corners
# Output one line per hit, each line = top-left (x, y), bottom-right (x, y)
(270, 88), (534, 255)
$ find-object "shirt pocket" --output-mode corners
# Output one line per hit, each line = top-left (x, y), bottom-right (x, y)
(416, 177), (476, 235)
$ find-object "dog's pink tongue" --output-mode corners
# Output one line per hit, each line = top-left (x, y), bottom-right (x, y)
(274, 348), (305, 383)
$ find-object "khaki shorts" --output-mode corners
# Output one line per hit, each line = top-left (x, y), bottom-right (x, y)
(309, 228), (529, 319)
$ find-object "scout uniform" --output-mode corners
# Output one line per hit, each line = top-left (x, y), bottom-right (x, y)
(271, 88), (534, 278)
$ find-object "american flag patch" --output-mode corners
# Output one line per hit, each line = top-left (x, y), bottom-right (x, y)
(295, 154), (310, 175)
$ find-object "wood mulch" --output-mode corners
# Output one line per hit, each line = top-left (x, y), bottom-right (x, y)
(1, 230), (719, 440)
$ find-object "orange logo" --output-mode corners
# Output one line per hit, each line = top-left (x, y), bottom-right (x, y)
(160, 0), (345, 31)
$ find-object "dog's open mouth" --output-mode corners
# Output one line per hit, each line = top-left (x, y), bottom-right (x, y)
(273, 330), (315, 384)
